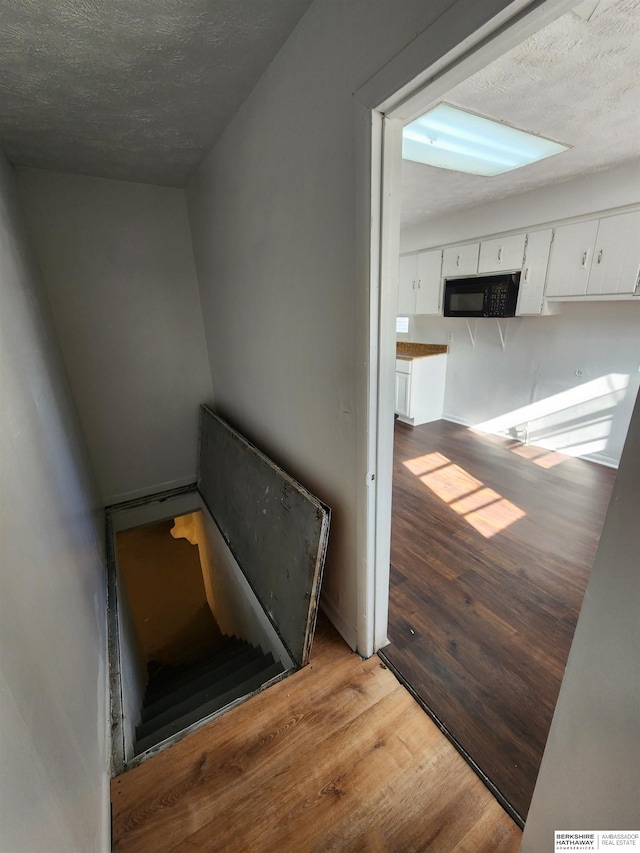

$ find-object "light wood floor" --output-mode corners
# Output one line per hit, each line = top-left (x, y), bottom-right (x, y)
(112, 615), (521, 852)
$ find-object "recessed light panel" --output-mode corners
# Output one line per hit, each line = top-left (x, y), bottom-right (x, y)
(402, 103), (570, 176)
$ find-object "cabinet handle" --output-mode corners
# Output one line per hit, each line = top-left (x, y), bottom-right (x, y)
(498, 247), (503, 262)
(524, 267), (530, 283)
(597, 249), (603, 264)
(456, 255), (461, 267)
(417, 279), (421, 289)
(412, 280), (416, 289)
(581, 249), (590, 268)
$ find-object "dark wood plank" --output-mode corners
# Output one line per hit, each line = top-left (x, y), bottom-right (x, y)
(384, 419), (616, 822)
(112, 615), (521, 852)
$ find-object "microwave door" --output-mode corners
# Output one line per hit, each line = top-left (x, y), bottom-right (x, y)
(449, 290), (484, 314)
(446, 286), (486, 317)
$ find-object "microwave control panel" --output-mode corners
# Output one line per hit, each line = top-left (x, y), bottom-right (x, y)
(487, 283), (509, 316)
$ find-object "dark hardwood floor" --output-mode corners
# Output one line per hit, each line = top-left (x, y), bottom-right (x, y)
(381, 419), (616, 824)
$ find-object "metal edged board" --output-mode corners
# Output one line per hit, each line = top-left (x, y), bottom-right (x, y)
(197, 406), (331, 667)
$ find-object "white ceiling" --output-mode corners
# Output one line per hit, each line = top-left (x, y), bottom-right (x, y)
(0, 0), (312, 186)
(1, 0), (637, 194)
(401, 0), (640, 230)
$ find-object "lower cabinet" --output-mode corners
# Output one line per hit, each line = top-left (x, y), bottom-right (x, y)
(395, 368), (411, 416)
(395, 355), (447, 426)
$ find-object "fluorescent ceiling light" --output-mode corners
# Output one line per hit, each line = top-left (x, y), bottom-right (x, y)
(402, 103), (570, 176)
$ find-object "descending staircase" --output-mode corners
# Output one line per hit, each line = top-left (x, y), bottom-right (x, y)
(134, 636), (285, 755)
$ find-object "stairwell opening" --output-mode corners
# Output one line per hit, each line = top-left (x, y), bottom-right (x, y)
(116, 512), (288, 759)
(116, 515), (225, 670)
(107, 407), (331, 775)
(109, 497), (294, 769)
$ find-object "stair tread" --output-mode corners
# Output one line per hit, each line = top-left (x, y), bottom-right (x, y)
(144, 637), (250, 702)
(141, 645), (264, 723)
(134, 661), (285, 756)
(136, 653), (277, 740)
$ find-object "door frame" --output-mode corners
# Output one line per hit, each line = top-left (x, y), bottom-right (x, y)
(356, 0), (579, 657)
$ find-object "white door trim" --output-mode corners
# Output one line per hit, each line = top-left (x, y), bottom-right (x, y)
(357, 0), (578, 657)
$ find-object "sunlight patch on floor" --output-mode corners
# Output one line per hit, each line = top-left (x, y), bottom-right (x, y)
(509, 443), (570, 469)
(403, 451), (526, 538)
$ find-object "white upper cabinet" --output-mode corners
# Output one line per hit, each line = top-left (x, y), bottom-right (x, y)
(398, 254), (418, 315)
(478, 233), (526, 273)
(401, 205), (639, 315)
(516, 229), (553, 316)
(586, 210), (640, 295)
(442, 242), (479, 278)
(545, 219), (600, 296)
(546, 210), (640, 298)
(397, 249), (443, 315)
(416, 249), (443, 314)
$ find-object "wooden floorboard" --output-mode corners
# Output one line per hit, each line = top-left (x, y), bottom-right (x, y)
(111, 615), (521, 852)
(383, 419), (616, 822)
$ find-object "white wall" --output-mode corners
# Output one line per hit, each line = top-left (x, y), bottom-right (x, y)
(16, 168), (214, 505)
(404, 165), (640, 467)
(0, 154), (109, 851)
(521, 393), (640, 847)
(400, 160), (640, 253)
(411, 301), (639, 467)
(186, 0), (516, 649)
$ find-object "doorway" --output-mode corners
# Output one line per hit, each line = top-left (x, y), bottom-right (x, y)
(365, 0), (639, 827)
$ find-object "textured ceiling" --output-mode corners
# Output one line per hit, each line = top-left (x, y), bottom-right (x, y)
(0, 0), (312, 185)
(401, 0), (640, 229)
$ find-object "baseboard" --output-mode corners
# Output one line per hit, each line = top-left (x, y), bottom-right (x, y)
(441, 413), (471, 426)
(104, 476), (197, 507)
(320, 595), (357, 653)
(576, 451), (618, 469)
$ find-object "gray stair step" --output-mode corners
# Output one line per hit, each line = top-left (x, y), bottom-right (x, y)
(134, 660), (284, 756)
(141, 645), (263, 723)
(136, 653), (277, 742)
(144, 639), (252, 705)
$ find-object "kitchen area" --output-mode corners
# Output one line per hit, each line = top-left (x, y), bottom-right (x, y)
(394, 168), (640, 468)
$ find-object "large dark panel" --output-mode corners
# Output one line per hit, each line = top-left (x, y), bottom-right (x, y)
(197, 406), (330, 667)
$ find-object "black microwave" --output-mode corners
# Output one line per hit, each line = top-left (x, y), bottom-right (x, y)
(443, 272), (520, 318)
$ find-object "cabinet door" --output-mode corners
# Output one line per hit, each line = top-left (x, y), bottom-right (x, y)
(478, 233), (526, 273)
(545, 220), (599, 296)
(415, 249), (443, 314)
(516, 229), (553, 315)
(395, 372), (411, 416)
(442, 243), (479, 278)
(587, 210), (640, 295)
(398, 254), (417, 314)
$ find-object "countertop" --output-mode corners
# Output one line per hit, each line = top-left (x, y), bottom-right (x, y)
(396, 342), (448, 360)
